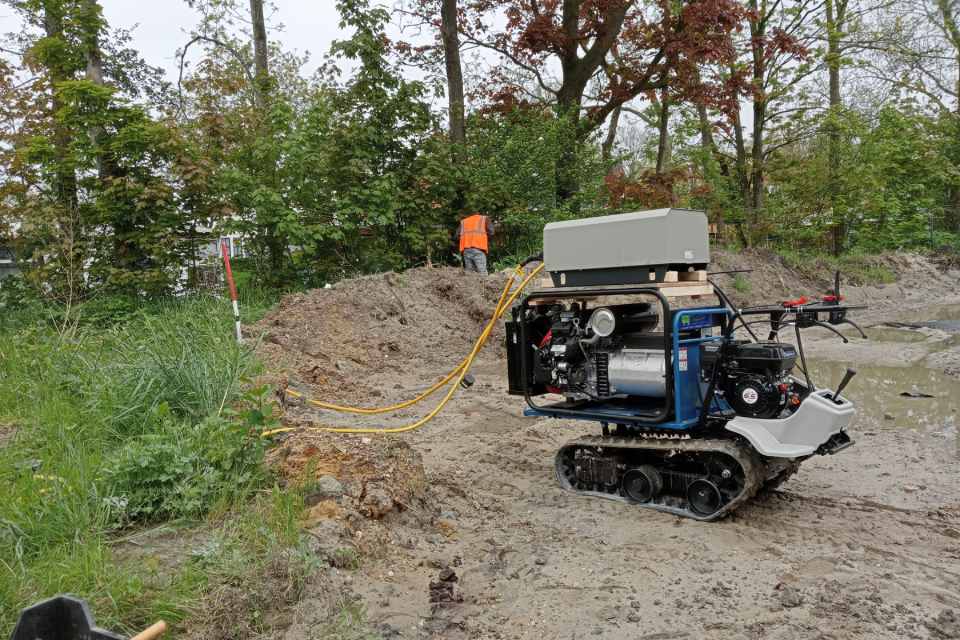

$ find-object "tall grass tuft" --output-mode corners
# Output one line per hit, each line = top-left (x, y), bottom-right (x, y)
(0, 294), (272, 635)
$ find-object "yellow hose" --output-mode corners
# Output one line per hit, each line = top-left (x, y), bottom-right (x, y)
(262, 262), (544, 437)
(283, 267), (520, 414)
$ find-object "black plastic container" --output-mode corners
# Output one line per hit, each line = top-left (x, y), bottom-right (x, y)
(11, 596), (124, 640)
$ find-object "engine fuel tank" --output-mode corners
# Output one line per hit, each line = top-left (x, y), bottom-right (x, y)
(606, 348), (667, 397)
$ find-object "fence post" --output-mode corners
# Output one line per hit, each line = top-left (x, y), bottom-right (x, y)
(221, 239), (242, 343)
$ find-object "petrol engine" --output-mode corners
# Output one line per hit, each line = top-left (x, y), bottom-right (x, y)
(522, 303), (666, 402)
(510, 302), (800, 422)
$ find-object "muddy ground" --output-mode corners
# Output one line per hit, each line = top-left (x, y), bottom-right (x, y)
(254, 252), (960, 640)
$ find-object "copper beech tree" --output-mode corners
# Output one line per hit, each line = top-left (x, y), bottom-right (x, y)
(459, 0), (746, 198)
(397, 0), (747, 199)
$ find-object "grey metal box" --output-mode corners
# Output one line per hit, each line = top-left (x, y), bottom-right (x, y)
(543, 208), (709, 286)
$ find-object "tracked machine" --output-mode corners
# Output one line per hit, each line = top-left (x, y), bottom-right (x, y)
(505, 209), (864, 520)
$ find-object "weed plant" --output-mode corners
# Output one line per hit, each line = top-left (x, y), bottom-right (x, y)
(0, 295), (295, 636)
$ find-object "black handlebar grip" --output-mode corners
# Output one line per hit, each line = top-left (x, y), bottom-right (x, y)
(834, 367), (857, 402)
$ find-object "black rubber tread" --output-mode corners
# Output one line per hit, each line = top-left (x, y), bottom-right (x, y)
(554, 433), (767, 521)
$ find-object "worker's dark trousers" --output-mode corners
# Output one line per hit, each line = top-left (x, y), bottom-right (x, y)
(462, 248), (488, 275)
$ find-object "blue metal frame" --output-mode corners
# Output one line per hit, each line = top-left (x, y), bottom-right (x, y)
(521, 305), (734, 430)
(671, 307), (733, 428)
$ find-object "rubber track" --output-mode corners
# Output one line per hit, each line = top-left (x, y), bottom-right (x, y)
(554, 434), (769, 521)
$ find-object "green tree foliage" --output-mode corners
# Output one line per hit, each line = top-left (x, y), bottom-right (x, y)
(1, 0), (959, 308)
(463, 108), (608, 261)
(3, 0), (196, 299)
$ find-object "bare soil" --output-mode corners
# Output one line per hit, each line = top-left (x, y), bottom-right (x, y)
(251, 252), (960, 640)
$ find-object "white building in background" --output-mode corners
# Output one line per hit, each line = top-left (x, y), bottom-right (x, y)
(0, 244), (18, 280)
(182, 231), (248, 291)
(199, 233), (247, 261)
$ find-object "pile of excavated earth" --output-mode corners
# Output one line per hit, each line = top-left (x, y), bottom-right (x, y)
(247, 251), (960, 640)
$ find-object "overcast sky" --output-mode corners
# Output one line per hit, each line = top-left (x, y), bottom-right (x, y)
(0, 1), (354, 80)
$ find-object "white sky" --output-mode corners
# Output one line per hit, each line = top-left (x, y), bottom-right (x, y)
(0, 0), (353, 80)
(0, 1), (664, 141)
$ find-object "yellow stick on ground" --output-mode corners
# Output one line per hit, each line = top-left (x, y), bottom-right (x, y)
(130, 621), (167, 640)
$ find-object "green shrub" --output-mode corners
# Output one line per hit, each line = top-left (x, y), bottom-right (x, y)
(103, 414), (267, 522)
(77, 296), (141, 327)
(0, 295), (277, 634)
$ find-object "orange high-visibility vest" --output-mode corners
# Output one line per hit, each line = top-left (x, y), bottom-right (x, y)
(459, 214), (489, 253)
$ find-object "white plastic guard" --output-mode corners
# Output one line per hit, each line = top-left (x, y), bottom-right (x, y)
(725, 390), (855, 458)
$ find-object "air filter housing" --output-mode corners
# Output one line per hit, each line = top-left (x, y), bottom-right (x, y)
(543, 208), (709, 287)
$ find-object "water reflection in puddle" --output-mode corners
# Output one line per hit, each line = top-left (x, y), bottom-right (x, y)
(806, 313), (958, 438)
(806, 359), (959, 434)
(861, 327), (933, 343)
(891, 303), (960, 333)
(800, 303), (960, 433)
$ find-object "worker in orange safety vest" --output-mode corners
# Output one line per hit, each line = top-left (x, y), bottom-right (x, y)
(455, 212), (494, 275)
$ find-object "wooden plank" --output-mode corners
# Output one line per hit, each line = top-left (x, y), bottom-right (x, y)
(658, 283), (714, 298)
(679, 269), (708, 282)
(533, 280), (710, 293)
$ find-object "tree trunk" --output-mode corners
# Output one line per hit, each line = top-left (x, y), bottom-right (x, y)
(552, 0), (630, 202)
(248, 0), (285, 274)
(602, 104), (621, 161)
(730, 97), (750, 246)
(748, 2), (767, 233)
(249, 0), (270, 104)
(440, 0), (465, 147)
(697, 103), (715, 155)
(732, 106), (748, 202)
(41, 1), (78, 219)
(555, 103), (581, 203)
(825, 0), (845, 255)
(655, 89), (671, 174)
(750, 100), (765, 212)
(40, 0), (82, 301)
(80, 0), (145, 274)
(697, 102), (728, 177)
(80, 0), (108, 175)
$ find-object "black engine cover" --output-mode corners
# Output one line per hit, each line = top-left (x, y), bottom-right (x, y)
(727, 342), (797, 373)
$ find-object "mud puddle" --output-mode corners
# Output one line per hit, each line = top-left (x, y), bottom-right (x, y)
(889, 302), (960, 333)
(862, 326), (940, 343)
(806, 359), (959, 436)
(803, 309), (959, 442)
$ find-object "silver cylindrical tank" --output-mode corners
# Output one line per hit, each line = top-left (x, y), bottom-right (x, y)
(607, 348), (667, 397)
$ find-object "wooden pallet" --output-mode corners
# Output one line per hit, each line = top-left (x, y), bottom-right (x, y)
(542, 268), (707, 285)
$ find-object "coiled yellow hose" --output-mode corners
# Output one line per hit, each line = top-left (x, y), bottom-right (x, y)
(282, 264), (520, 415)
(262, 262), (544, 437)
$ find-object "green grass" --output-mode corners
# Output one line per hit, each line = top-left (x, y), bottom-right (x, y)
(0, 295), (305, 637)
(731, 273), (752, 294)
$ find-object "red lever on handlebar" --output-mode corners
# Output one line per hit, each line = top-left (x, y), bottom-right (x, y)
(782, 296), (810, 308)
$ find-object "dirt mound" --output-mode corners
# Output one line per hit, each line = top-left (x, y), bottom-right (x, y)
(711, 250), (959, 313)
(269, 430), (429, 522)
(253, 267), (510, 404)
(253, 254), (959, 405)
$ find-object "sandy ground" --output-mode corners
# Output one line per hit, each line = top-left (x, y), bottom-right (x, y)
(256, 255), (960, 640)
